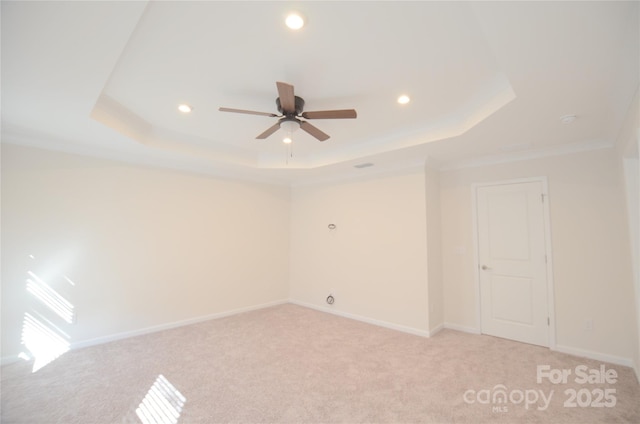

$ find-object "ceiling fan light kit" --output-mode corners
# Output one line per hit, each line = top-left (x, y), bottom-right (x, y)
(281, 119), (299, 144)
(280, 119), (300, 132)
(219, 81), (357, 143)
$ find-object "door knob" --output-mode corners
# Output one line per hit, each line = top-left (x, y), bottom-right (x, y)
(481, 265), (492, 270)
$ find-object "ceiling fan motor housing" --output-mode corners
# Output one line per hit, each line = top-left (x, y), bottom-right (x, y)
(219, 82), (356, 141)
(276, 96), (305, 116)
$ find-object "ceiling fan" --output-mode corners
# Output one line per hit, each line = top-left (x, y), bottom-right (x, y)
(219, 82), (357, 142)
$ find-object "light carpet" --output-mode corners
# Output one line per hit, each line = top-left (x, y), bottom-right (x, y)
(1, 304), (639, 423)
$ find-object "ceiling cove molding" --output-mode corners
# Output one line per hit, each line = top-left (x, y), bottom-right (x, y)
(439, 139), (614, 171)
(91, 95), (257, 167)
(290, 159), (427, 189)
(0, 123), (291, 186)
(308, 73), (517, 169)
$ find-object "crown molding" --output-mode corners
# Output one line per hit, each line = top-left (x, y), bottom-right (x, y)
(439, 139), (613, 171)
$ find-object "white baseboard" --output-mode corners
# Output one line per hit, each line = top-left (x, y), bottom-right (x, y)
(443, 322), (481, 335)
(6, 299), (635, 379)
(71, 299), (289, 351)
(1, 299), (288, 366)
(429, 323), (445, 336)
(439, 325), (634, 369)
(552, 344), (634, 368)
(1, 354), (21, 366)
(289, 299), (432, 338)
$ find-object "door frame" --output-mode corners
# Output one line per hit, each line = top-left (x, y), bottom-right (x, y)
(471, 176), (556, 349)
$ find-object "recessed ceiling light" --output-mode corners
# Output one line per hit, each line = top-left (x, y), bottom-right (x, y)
(178, 104), (192, 113)
(397, 95), (410, 105)
(560, 114), (576, 124)
(285, 13), (304, 30)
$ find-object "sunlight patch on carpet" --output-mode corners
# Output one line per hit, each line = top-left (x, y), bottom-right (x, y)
(20, 312), (70, 372)
(136, 375), (186, 424)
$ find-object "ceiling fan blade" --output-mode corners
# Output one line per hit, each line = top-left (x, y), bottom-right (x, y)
(300, 121), (330, 142)
(219, 107), (278, 117)
(276, 82), (296, 114)
(301, 109), (357, 120)
(256, 123), (281, 139)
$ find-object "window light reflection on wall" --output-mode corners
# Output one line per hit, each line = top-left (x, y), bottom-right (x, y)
(26, 271), (75, 323)
(20, 255), (76, 373)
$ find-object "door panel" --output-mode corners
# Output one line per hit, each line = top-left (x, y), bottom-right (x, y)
(477, 181), (548, 346)
(487, 191), (530, 260)
(490, 276), (533, 325)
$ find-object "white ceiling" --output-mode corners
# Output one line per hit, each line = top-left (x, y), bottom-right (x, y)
(2, 1), (638, 185)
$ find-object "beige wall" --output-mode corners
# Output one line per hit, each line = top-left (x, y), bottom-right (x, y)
(616, 86), (640, 377)
(4, 141), (638, 371)
(623, 154), (640, 375)
(440, 148), (638, 363)
(289, 171), (430, 333)
(425, 165), (443, 331)
(1, 145), (290, 361)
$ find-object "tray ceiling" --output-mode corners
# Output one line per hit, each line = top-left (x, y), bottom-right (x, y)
(2, 1), (638, 184)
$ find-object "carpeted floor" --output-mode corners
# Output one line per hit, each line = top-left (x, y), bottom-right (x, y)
(1, 303), (639, 423)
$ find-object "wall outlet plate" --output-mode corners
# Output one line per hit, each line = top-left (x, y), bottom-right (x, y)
(584, 319), (593, 331)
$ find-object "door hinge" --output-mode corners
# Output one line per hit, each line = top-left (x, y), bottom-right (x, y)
(547, 317), (550, 326)
(541, 193), (545, 202)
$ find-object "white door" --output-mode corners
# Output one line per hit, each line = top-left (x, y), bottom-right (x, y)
(476, 181), (549, 347)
